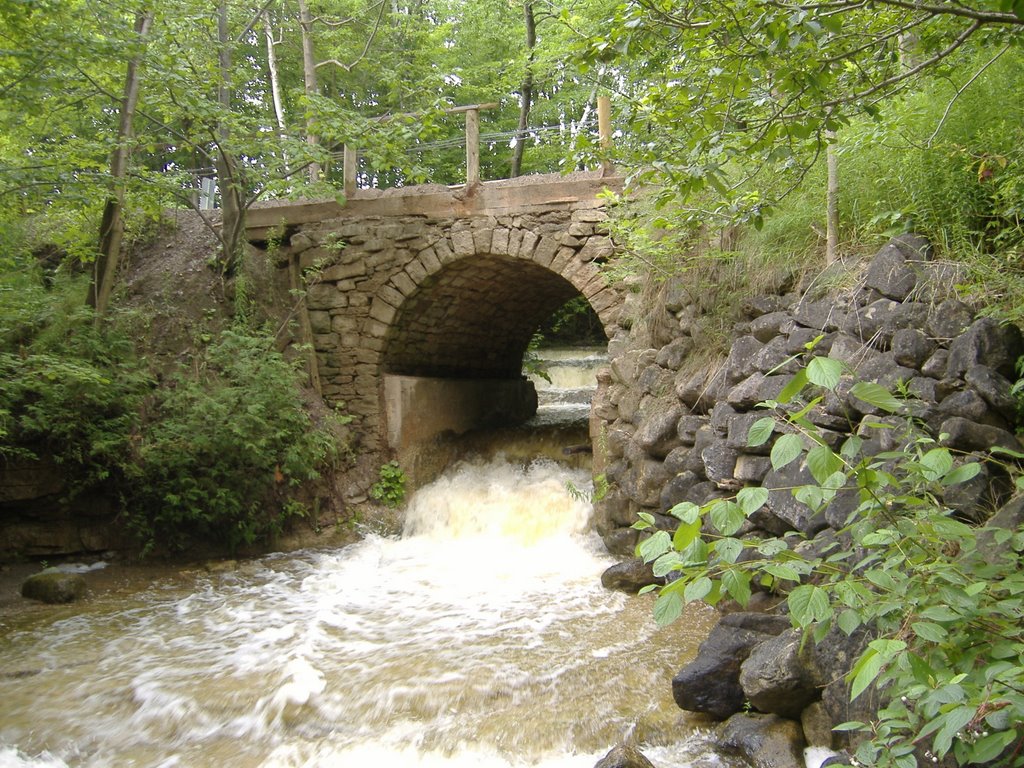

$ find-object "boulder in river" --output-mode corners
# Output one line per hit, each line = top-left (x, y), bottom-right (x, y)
(21, 571), (86, 603)
(593, 744), (656, 768)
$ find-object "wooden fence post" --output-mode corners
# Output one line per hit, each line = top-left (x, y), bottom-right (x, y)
(597, 95), (613, 176)
(343, 144), (357, 200)
(465, 107), (481, 189)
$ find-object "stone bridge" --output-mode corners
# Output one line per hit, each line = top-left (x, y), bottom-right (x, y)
(246, 170), (625, 457)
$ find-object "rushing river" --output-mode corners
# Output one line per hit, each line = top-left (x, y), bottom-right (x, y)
(0, 348), (731, 768)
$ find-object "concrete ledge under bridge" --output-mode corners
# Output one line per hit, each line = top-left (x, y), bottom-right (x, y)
(383, 374), (538, 451)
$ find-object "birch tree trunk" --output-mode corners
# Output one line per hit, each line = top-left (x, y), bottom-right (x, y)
(88, 8), (154, 318)
(297, 0), (321, 184)
(263, 11), (289, 175)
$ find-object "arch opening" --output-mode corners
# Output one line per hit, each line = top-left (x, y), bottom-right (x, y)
(380, 254), (610, 453)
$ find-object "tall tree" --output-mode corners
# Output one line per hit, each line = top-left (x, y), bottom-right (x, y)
(510, 0), (536, 178)
(88, 7), (155, 318)
(584, 0), (1024, 222)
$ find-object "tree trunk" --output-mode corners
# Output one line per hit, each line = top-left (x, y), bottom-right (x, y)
(297, 0), (320, 184)
(263, 11), (289, 175)
(216, 0), (245, 272)
(88, 8), (154, 318)
(825, 130), (840, 265)
(510, 1), (536, 178)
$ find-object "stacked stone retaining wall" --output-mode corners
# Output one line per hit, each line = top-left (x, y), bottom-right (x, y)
(593, 234), (1024, 765)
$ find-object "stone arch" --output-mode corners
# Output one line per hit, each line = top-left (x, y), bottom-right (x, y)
(375, 238), (618, 380)
(373, 230), (622, 456)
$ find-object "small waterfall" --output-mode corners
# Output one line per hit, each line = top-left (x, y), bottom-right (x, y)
(0, 458), (726, 768)
(0, 348), (745, 768)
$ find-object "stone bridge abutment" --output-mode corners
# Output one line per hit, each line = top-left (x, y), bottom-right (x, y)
(247, 171), (625, 456)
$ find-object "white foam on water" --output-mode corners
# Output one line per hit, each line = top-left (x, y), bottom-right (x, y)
(0, 456), (719, 767)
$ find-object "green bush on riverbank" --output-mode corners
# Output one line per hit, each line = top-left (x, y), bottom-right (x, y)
(0, 265), (343, 555)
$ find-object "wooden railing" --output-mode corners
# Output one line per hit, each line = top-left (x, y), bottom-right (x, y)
(339, 96), (615, 197)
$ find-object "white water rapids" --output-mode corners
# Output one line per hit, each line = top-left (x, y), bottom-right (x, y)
(0, 458), (730, 768)
(0, 348), (749, 767)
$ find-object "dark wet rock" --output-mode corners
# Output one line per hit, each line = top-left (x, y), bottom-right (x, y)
(677, 414), (706, 445)
(740, 629), (820, 719)
(939, 417), (1021, 455)
(716, 713), (806, 768)
(656, 337), (695, 371)
(21, 571), (87, 604)
(743, 296), (789, 319)
(864, 241), (921, 301)
(927, 298), (974, 341)
(937, 388), (1000, 425)
(794, 299), (844, 333)
(734, 454), (772, 483)
(801, 701), (836, 749)
(726, 336), (766, 383)
(635, 402), (683, 459)
(673, 622), (777, 718)
(622, 459), (671, 507)
(593, 744), (656, 768)
(660, 470), (701, 511)
(751, 311), (796, 343)
(759, 464), (830, 537)
(965, 365), (1017, 421)
(727, 373), (788, 410)
(891, 328), (935, 369)
(720, 611), (792, 635)
(702, 442), (739, 485)
(946, 317), (1024, 379)
(601, 558), (662, 593)
(601, 526), (641, 558)
(921, 348), (949, 379)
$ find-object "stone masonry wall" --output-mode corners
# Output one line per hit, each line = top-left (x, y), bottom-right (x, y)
(592, 235), (1024, 765)
(279, 206), (621, 450)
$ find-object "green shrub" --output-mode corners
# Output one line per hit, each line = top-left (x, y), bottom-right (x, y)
(125, 327), (344, 553)
(370, 460), (406, 509)
(636, 354), (1024, 766)
(0, 283), (151, 494)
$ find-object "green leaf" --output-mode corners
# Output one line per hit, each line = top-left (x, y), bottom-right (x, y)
(722, 568), (751, 606)
(747, 416), (776, 447)
(848, 648), (883, 700)
(653, 590), (684, 626)
(777, 369), (809, 404)
(911, 621), (948, 642)
(807, 356), (843, 388)
(673, 520), (703, 550)
(941, 462), (981, 486)
(709, 500), (745, 535)
(683, 575), (714, 602)
(919, 447), (953, 482)
(850, 382), (902, 413)
(933, 705), (976, 756)
(832, 721), (866, 732)
(771, 433), (803, 470)
(669, 501), (701, 524)
(970, 731), (1018, 763)
(837, 608), (862, 635)
(806, 444), (842, 484)
(788, 584), (832, 626)
(633, 512), (656, 530)
(639, 530), (672, 563)
(763, 563), (800, 582)
(737, 486), (769, 515)
(715, 537), (744, 564)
